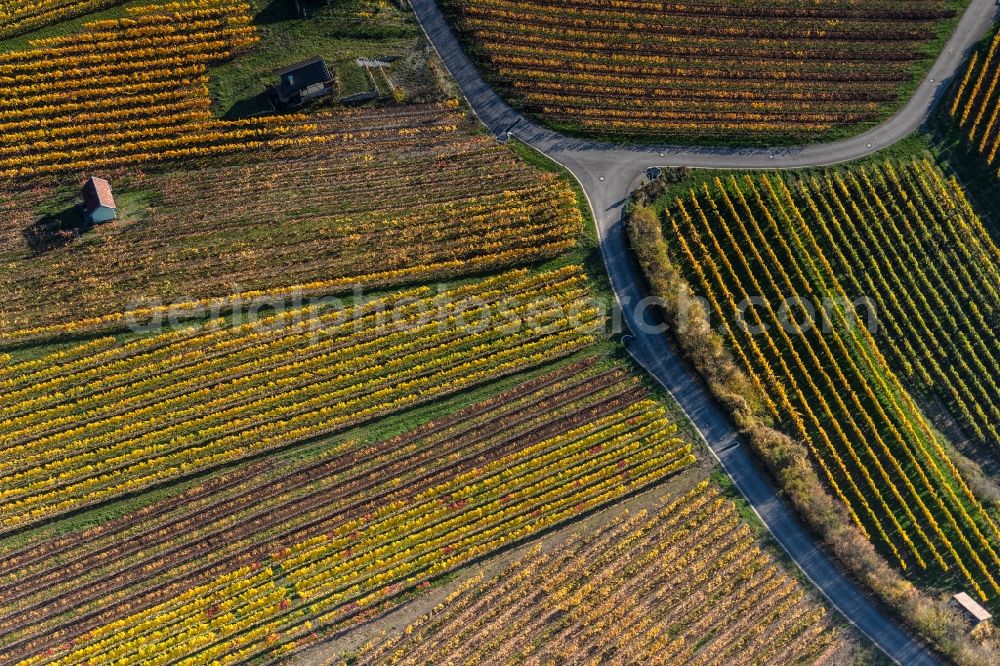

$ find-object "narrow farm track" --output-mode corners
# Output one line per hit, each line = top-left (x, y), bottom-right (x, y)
(410, 0), (1000, 663)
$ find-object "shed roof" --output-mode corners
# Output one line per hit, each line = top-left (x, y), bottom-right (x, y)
(276, 57), (332, 93)
(82, 176), (116, 213)
(953, 592), (992, 623)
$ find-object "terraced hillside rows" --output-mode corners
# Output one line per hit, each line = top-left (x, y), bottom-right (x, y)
(0, 357), (696, 664)
(0, 104), (582, 340)
(948, 27), (1000, 171)
(441, 0), (958, 143)
(0, 0), (313, 180)
(358, 481), (849, 665)
(659, 163), (1000, 602)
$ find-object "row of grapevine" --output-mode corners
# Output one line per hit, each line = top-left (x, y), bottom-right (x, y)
(0, 0), (317, 180)
(662, 165), (1000, 600)
(356, 480), (847, 665)
(0, 266), (603, 531)
(441, 0), (954, 142)
(3, 357), (696, 664)
(0, 104), (583, 340)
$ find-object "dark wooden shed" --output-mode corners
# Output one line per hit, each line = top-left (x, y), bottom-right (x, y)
(270, 57), (334, 108)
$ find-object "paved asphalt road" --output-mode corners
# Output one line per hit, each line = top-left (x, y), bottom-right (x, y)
(409, 0), (1000, 663)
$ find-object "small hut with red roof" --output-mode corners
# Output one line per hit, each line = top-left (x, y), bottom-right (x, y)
(81, 176), (117, 224)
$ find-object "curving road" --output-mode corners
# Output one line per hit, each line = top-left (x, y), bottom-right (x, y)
(410, 0), (999, 663)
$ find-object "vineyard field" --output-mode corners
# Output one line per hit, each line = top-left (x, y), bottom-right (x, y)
(0, 266), (611, 531)
(794, 159), (1000, 452)
(0, 104), (582, 340)
(0, 356), (696, 664)
(657, 161), (1000, 602)
(441, 0), (959, 143)
(357, 480), (850, 665)
(947, 27), (1000, 174)
(0, 0), (317, 180)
